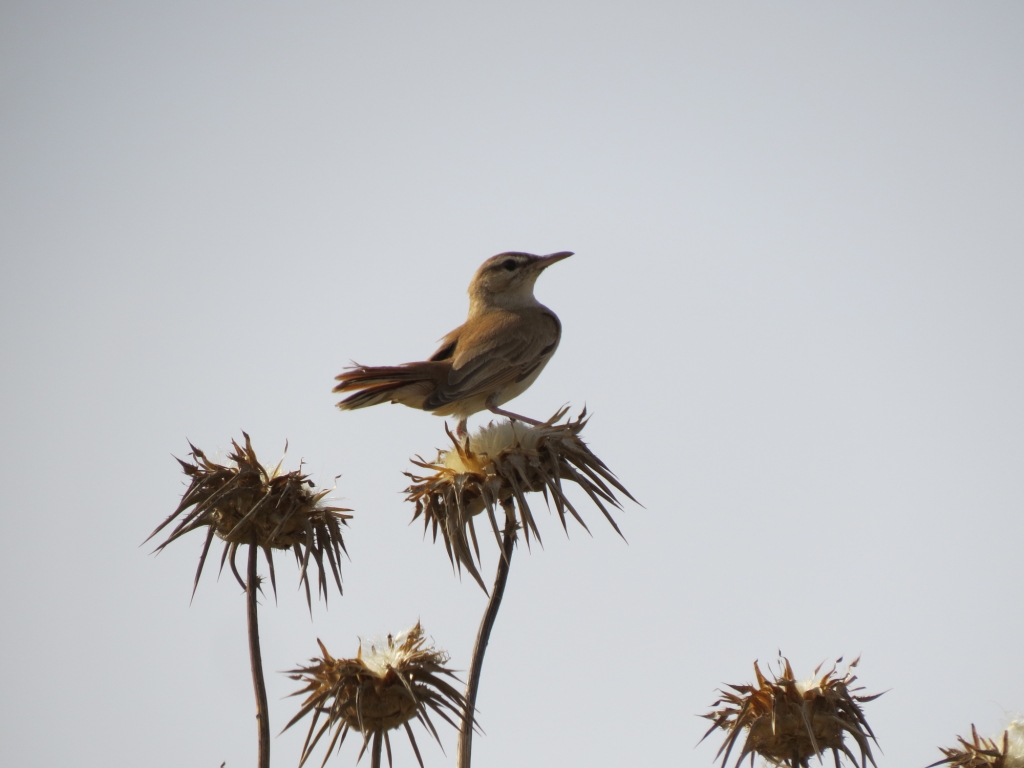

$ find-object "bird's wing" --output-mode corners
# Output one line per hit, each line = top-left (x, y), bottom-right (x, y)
(424, 310), (560, 409)
(428, 324), (464, 361)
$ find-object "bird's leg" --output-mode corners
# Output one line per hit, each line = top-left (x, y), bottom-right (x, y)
(485, 395), (543, 427)
(456, 418), (469, 440)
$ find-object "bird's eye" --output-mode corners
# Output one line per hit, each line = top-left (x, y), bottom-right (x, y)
(502, 259), (518, 271)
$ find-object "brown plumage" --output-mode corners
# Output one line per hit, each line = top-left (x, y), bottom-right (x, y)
(334, 251), (571, 436)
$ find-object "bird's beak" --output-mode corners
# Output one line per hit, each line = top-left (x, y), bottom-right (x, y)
(536, 251), (573, 270)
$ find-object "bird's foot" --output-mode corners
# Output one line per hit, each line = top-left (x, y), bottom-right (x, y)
(485, 399), (543, 427)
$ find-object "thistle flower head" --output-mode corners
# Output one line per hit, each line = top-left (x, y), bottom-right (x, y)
(404, 408), (636, 590)
(702, 655), (882, 768)
(930, 720), (1024, 768)
(147, 432), (351, 608)
(284, 622), (470, 768)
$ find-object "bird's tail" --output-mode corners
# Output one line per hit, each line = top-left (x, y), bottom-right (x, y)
(333, 362), (447, 411)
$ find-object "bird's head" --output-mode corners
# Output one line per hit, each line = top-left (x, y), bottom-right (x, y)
(467, 251), (573, 310)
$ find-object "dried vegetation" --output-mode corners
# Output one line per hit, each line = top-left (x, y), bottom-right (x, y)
(702, 656), (881, 768)
(147, 433), (351, 607)
(405, 408), (635, 589)
(284, 623), (470, 768)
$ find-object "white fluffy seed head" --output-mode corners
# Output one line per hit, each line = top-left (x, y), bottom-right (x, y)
(1005, 718), (1024, 768)
(357, 628), (416, 677)
(794, 676), (820, 695)
(442, 420), (541, 473)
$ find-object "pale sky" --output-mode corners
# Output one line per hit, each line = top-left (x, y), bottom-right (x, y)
(1, 3), (1022, 767)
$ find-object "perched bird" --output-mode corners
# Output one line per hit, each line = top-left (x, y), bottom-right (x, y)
(334, 251), (572, 437)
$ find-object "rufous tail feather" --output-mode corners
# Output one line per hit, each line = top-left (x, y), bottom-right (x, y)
(333, 362), (447, 410)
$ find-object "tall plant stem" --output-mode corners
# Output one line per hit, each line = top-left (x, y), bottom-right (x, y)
(456, 501), (517, 768)
(370, 731), (383, 768)
(247, 541), (271, 768)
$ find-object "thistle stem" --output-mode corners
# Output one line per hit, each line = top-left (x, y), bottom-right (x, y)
(456, 502), (517, 768)
(370, 731), (383, 768)
(246, 541), (271, 768)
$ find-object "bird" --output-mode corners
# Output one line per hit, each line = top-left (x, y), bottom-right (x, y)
(333, 251), (572, 438)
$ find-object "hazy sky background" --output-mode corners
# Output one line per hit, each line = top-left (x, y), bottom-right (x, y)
(2, 3), (1022, 767)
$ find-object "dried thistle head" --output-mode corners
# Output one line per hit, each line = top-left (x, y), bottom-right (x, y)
(147, 432), (351, 608)
(404, 407), (636, 590)
(284, 622), (470, 768)
(702, 655), (882, 768)
(929, 720), (1024, 768)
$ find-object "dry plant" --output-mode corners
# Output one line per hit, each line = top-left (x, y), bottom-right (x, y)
(405, 408), (636, 768)
(284, 622), (470, 768)
(405, 407), (634, 590)
(148, 433), (351, 607)
(147, 432), (351, 768)
(702, 655), (882, 768)
(928, 721), (1024, 768)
